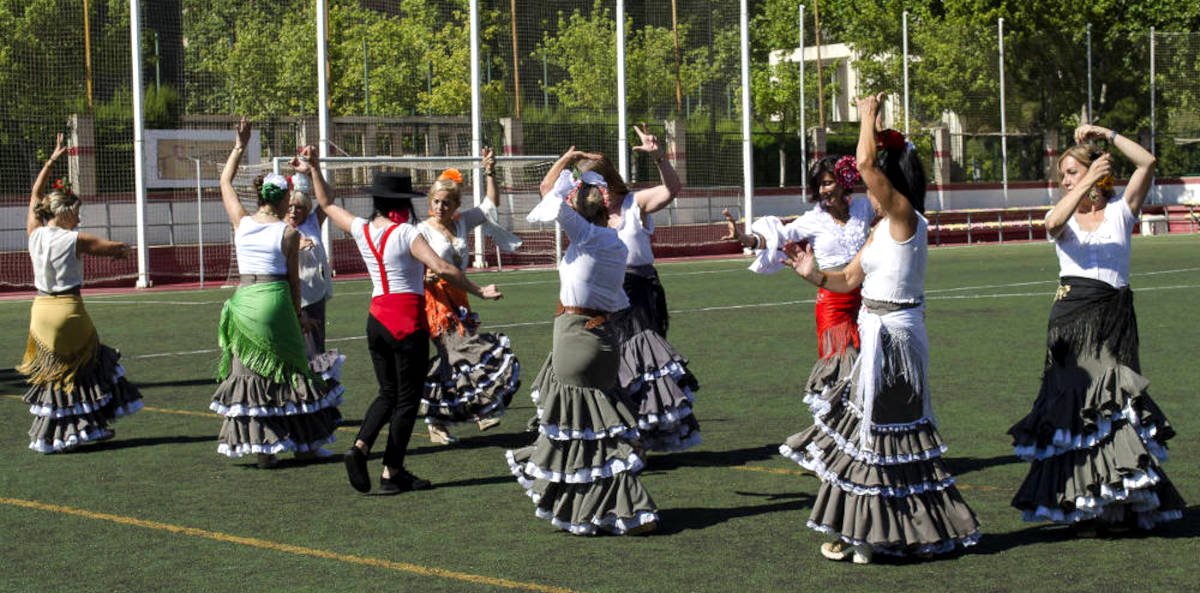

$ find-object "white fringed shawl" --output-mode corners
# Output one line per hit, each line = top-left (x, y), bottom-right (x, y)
(853, 303), (935, 444)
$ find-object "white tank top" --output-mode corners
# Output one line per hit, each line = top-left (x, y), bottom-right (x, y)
(235, 217), (289, 275)
(616, 192), (655, 267)
(29, 226), (84, 293)
(860, 214), (927, 304)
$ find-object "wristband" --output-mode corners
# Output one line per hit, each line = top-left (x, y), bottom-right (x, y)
(1108, 130), (1118, 143)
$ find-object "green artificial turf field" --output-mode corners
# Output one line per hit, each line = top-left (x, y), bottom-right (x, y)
(1, 234), (1196, 593)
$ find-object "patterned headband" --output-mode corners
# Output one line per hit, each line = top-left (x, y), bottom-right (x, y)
(567, 170), (611, 211)
(833, 155), (860, 191)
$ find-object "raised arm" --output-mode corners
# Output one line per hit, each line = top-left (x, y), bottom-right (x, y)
(539, 146), (589, 196)
(856, 94), (916, 241)
(482, 147), (500, 207)
(76, 233), (131, 259)
(1075, 124), (1156, 216)
(631, 123), (681, 214)
(410, 235), (502, 301)
(720, 208), (764, 249)
(784, 236), (868, 293)
(220, 117), (252, 229)
(1044, 152), (1112, 238)
(295, 145), (354, 235)
(28, 133), (69, 235)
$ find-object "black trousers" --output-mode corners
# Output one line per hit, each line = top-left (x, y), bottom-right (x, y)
(358, 314), (429, 469)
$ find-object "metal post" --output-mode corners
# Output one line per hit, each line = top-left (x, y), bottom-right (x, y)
(903, 11), (910, 136)
(194, 158), (204, 287)
(470, 0), (486, 268)
(1150, 27), (1157, 204)
(130, 0), (150, 287)
(739, 0), (754, 238)
(154, 31), (160, 91)
(998, 18), (1008, 206)
(616, 0), (629, 180)
(317, 0), (333, 266)
(1086, 23), (1093, 124)
(542, 52), (548, 109)
(363, 38), (370, 116)
(799, 4), (807, 198)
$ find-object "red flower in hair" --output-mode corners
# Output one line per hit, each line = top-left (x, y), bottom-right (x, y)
(876, 129), (907, 151)
(833, 156), (860, 191)
(53, 178), (65, 190)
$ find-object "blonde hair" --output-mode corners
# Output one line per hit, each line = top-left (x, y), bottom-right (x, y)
(288, 190), (312, 211)
(1057, 142), (1114, 200)
(41, 190), (81, 221)
(576, 155), (630, 197)
(572, 185), (608, 225)
(427, 177), (462, 207)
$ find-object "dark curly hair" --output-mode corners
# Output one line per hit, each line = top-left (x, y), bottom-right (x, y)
(877, 146), (926, 214)
(807, 156), (841, 203)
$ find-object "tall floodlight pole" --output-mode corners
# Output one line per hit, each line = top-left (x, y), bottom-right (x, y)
(616, 0), (629, 179)
(510, 0), (521, 119)
(740, 0), (754, 238)
(998, 17), (1008, 206)
(193, 158), (205, 287)
(1086, 23), (1093, 124)
(470, 0), (486, 267)
(903, 11), (910, 135)
(814, 0), (825, 128)
(316, 0), (332, 260)
(672, 0), (683, 113)
(83, 0), (94, 109)
(1150, 27), (1157, 204)
(130, 0), (149, 287)
(799, 4), (807, 197)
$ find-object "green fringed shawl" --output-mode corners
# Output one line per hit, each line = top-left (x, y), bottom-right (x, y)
(217, 282), (317, 386)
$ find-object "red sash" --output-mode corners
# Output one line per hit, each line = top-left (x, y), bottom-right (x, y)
(815, 287), (862, 358)
(364, 222), (425, 340)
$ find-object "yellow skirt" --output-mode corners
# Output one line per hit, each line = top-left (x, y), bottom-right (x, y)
(17, 295), (100, 392)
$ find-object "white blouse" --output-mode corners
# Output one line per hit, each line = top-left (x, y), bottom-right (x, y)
(749, 197), (874, 274)
(235, 217), (288, 275)
(417, 207), (487, 272)
(528, 171), (631, 312)
(29, 226), (83, 293)
(1053, 194), (1135, 289)
(860, 214), (928, 305)
(616, 192), (655, 267)
(350, 217), (425, 297)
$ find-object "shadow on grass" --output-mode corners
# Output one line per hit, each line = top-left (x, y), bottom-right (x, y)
(943, 454), (1022, 477)
(654, 491), (815, 534)
(641, 444), (779, 473)
(408, 430), (537, 455)
(78, 434), (213, 453)
(0, 367), (28, 393)
(131, 377), (216, 388)
(970, 505), (1200, 556)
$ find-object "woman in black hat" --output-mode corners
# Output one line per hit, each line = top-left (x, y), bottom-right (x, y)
(298, 148), (501, 494)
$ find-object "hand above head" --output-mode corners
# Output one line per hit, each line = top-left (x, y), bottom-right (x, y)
(720, 208), (743, 242)
(50, 132), (69, 162)
(234, 116), (252, 148)
(482, 147), (496, 173)
(1085, 153), (1113, 185)
(1074, 124), (1111, 145)
(856, 92), (884, 124)
(291, 145), (317, 174)
(631, 122), (661, 156)
(479, 284), (503, 300)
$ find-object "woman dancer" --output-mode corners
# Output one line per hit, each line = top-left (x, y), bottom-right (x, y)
(212, 119), (343, 468)
(722, 155), (873, 413)
(303, 152), (501, 494)
(282, 168), (343, 382)
(572, 125), (699, 452)
(505, 152), (658, 535)
(20, 133), (143, 453)
(419, 149), (522, 444)
(1008, 125), (1185, 533)
(786, 94), (980, 563)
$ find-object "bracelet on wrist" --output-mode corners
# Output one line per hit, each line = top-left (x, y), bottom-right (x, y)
(817, 271), (828, 288)
(1108, 130), (1118, 143)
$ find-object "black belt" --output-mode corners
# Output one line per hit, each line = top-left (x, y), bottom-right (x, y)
(240, 274), (288, 285)
(37, 286), (82, 296)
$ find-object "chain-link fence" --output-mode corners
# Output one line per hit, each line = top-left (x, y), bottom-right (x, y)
(2, 1), (1197, 289)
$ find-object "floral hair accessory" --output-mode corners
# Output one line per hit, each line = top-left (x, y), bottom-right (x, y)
(261, 172), (290, 203)
(566, 170), (611, 210)
(875, 129), (908, 152)
(50, 177), (75, 195)
(1095, 174), (1115, 193)
(438, 168), (463, 184)
(833, 155), (860, 190)
(290, 172), (311, 193)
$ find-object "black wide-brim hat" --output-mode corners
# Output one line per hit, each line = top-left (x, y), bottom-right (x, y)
(361, 172), (425, 200)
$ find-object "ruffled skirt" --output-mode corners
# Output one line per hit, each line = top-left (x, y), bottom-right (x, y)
(1008, 278), (1184, 527)
(421, 330), (520, 424)
(505, 313), (659, 535)
(780, 304), (981, 556)
(611, 266), (700, 452)
(19, 295), (143, 453)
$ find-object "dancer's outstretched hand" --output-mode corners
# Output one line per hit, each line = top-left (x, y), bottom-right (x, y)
(1074, 124), (1111, 145)
(482, 147), (496, 173)
(720, 208), (740, 241)
(234, 117), (252, 148)
(783, 241), (817, 281)
(50, 132), (69, 161)
(856, 93), (884, 124)
(291, 145), (318, 174)
(632, 123), (662, 156)
(479, 284), (503, 300)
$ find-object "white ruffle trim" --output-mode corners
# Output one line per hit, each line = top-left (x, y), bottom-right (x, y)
(635, 399), (695, 431)
(1022, 467), (1180, 526)
(799, 415), (947, 466)
(517, 452), (646, 484)
(624, 360), (692, 393)
(535, 507), (659, 536)
(26, 363), (137, 419)
(217, 433), (337, 458)
(28, 427), (114, 453)
(807, 521), (982, 557)
(210, 385), (344, 418)
(535, 412), (640, 442)
(314, 352), (346, 381)
(789, 444), (958, 498)
(1013, 402), (1168, 462)
(422, 353), (520, 411)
